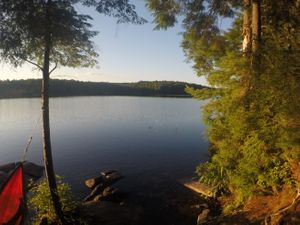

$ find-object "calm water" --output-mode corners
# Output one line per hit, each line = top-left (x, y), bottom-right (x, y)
(0, 96), (208, 223)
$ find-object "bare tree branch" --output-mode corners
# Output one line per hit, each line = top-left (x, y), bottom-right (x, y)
(49, 61), (58, 74)
(24, 59), (43, 71)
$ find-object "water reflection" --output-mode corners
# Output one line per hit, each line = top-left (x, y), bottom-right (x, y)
(0, 96), (208, 194)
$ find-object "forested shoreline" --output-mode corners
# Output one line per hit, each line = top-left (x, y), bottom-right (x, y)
(0, 79), (205, 98)
(0, 0), (299, 224)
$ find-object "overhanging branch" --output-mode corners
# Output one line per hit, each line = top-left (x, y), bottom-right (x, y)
(49, 61), (58, 74)
(24, 59), (43, 71)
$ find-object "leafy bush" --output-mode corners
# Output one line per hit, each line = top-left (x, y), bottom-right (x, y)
(28, 176), (78, 224)
(196, 161), (230, 197)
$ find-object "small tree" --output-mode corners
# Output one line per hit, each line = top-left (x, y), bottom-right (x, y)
(0, 0), (145, 223)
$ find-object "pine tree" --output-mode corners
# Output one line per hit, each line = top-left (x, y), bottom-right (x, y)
(147, 0), (300, 210)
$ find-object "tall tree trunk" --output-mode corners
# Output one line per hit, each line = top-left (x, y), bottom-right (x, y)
(252, 0), (261, 53)
(242, 0), (252, 54)
(42, 0), (66, 223)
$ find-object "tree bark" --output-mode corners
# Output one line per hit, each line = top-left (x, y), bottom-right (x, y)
(242, 0), (252, 54)
(252, 0), (261, 53)
(42, 0), (66, 224)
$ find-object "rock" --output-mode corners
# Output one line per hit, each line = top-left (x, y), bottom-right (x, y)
(93, 194), (103, 202)
(101, 169), (118, 177)
(199, 203), (209, 208)
(197, 209), (210, 225)
(191, 203), (209, 209)
(84, 184), (104, 202)
(178, 177), (214, 197)
(103, 187), (118, 196)
(84, 170), (124, 202)
(93, 187), (119, 201)
(85, 176), (105, 189)
(85, 170), (124, 189)
(104, 171), (124, 185)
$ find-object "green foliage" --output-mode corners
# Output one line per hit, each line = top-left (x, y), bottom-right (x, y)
(82, 0), (146, 24)
(28, 176), (78, 224)
(0, 0), (145, 69)
(0, 1), (98, 68)
(0, 79), (205, 98)
(192, 2), (300, 207)
(148, 0), (300, 209)
(196, 161), (229, 197)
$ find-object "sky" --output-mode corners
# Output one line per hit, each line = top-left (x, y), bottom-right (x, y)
(0, 1), (231, 86)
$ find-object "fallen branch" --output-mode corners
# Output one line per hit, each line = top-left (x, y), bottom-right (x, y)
(264, 189), (300, 225)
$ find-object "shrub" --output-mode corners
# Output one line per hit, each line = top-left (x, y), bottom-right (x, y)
(28, 176), (78, 224)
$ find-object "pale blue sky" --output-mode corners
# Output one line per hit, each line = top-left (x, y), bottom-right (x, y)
(0, 1), (231, 85)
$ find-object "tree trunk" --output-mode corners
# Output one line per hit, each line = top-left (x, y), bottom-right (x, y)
(42, 0), (66, 224)
(252, 0), (261, 53)
(242, 0), (252, 54)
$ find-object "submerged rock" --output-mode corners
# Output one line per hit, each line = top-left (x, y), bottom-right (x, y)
(84, 184), (104, 202)
(84, 170), (124, 202)
(197, 208), (210, 225)
(85, 170), (123, 189)
(93, 187), (119, 201)
(85, 176), (105, 189)
(100, 169), (118, 177)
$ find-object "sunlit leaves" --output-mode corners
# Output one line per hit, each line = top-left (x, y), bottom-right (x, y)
(0, 0), (97, 69)
(28, 176), (78, 224)
(149, 0), (300, 208)
(0, 0), (145, 70)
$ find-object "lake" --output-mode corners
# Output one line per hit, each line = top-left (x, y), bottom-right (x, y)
(0, 96), (209, 224)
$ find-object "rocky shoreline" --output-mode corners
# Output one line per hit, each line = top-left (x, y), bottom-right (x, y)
(78, 171), (300, 225)
(3, 163), (296, 225)
(78, 170), (220, 225)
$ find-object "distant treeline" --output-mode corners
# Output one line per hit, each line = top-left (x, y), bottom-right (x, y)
(0, 79), (206, 99)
